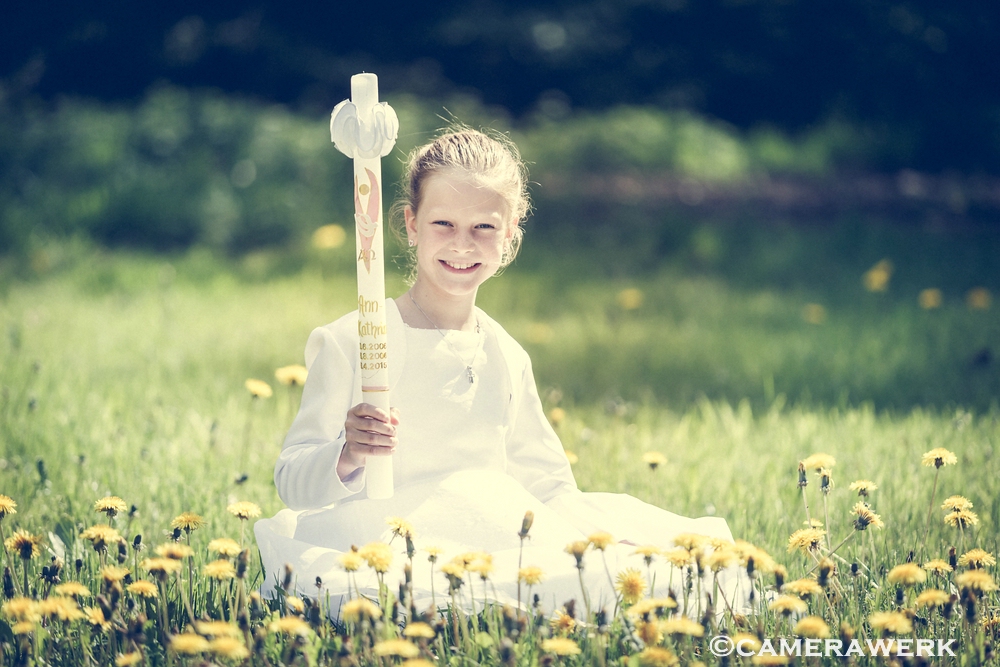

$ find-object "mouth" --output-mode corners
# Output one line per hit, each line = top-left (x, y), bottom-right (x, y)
(440, 260), (481, 272)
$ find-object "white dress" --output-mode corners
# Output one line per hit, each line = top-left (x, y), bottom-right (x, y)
(255, 300), (750, 616)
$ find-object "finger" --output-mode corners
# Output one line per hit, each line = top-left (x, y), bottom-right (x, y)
(347, 416), (396, 437)
(389, 407), (400, 425)
(351, 403), (391, 423)
(348, 428), (397, 448)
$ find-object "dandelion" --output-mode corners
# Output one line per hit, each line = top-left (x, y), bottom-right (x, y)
(275, 364), (308, 387)
(312, 223), (346, 249)
(170, 633), (210, 655)
(731, 633), (763, 653)
(942, 495), (973, 511)
(85, 607), (112, 631)
(269, 616), (312, 636)
(919, 288), (943, 309)
(642, 452), (667, 470)
(661, 547), (693, 568)
(197, 620), (241, 637)
(0, 495), (16, 519)
(244, 378), (273, 399)
(38, 596), (84, 622)
(467, 554), (494, 579)
(783, 578), (824, 598)
(2, 597), (40, 622)
(341, 597), (381, 623)
(203, 559), (236, 580)
(636, 619), (663, 646)
(565, 540), (589, 569)
(540, 637), (581, 656)
(339, 551), (363, 572)
(769, 595), (808, 616)
(116, 652), (143, 666)
(588, 531), (614, 550)
(564, 450), (579, 464)
(794, 615), (830, 638)
(403, 622), (436, 639)
(617, 288), (644, 310)
(869, 611), (913, 634)
(887, 563), (926, 586)
(863, 259), (892, 292)
(944, 509), (979, 528)
(101, 565), (130, 583)
(955, 570), (998, 593)
(227, 501), (261, 519)
(440, 561), (465, 591)
(787, 528), (826, 554)
(923, 559), (953, 575)
(627, 598), (677, 618)
(672, 533), (708, 550)
(155, 543), (194, 560)
(208, 637), (250, 661)
(285, 596), (306, 615)
(958, 548), (996, 569)
(5, 529), (41, 559)
(141, 557), (182, 578)
(801, 453), (835, 471)
(922, 448), (958, 468)
(518, 566), (544, 586)
(635, 647), (679, 667)
(170, 512), (205, 533)
(966, 287), (992, 310)
(851, 502), (884, 530)
(358, 542), (393, 573)
(375, 639), (420, 659)
(633, 544), (661, 565)
(94, 496), (128, 520)
(386, 516), (415, 539)
(916, 589), (951, 608)
(549, 407), (566, 425)
(550, 608), (576, 634)
(660, 617), (705, 637)
(53, 581), (91, 598)
(616, 568), (646, 605)
(208, 537), (242, 559)
(849, 480), (877, 497)
(127, 580), (158, 598)
(80, 525), (123, 553)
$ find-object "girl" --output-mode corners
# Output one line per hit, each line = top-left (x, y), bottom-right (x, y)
(255, 129), (749, 615)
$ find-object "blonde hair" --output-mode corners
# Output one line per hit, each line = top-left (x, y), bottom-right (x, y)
(396, 128), (530, 268)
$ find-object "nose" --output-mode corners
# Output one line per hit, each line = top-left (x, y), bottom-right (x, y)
(449, 227), (476, 252)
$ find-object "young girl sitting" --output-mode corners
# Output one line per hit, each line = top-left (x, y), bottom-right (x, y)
(255, 129), (749, 616)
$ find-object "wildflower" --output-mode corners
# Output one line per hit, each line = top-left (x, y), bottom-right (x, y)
(550, 608), (576, 634)
(403, 622), (436, 639)
(958, 548), (996, 569)
(38, 596), (84, 622)
(12, 621), (33, 635)
(967, 287), (992, 310)
(85, 607), (112, 631)
(919, 289), (942, 309)
(955, 570), (998, 593)
(386, 516), (415, 539)
(518, 566), (544, 586)
(269, 616), (312, 636)
(94, 496), (128, 519)
(204, 560), (236, 580)
(633, 544), (661, 564)
(942, 495), (973, 511)
(660, 617), (705, 637)
(863, 259), (892, 292)
(155, 543), (194, 560)
(706, 546), (738, 571)
(275, 364), (308, 387)
(672, 533), (708, 550)
(783, 578), (824, 598)
(6, 529), (42, 561)
(916, 589), (951, 608)
(541, 637), (581, 656)
(519, 511), (534, 538)
(944, 509), (979, 528)
(227, 501), (262, 519)
(869, 611), (912, 634)
(801, 453), (835, 472)
(661, 547), (693, 567)
(440, 561), (465, 590)
(197, 620), (241, 637)
(0, 495), (16, 519)
(208, 637), (250, 661)
(564, 450), (579, 464)
(141, 557), (182, 577)
(358, 542), (393, 573)
(374, 639), (420, 659)
(286, 596), (305, 615)
(549, 407), (566, 425)
(617, 288), (644, 310)
(170, 512), (205, 532)
(116, 652), (143, 667)
(627, 598), (677, 618)
(80, 525), (123, 551)
(208, 537), (242, 558)
(53, 581), (91, 598)
(731, 633), (762, 653)
(769, 595), (808, 616)
(467, 554), (494, 579)
(751, 656), (792, 666)
(339, 551), (363, 572)
(849, 480), (877, 497)
(787, 528), (826, 554)
(921, 448), (957, 468)
(794, 615), (830, 638)
(101, 566), (130, 583)
(746, 547), (778, 574)
(637, 619), (663, 646)
(245, 378), (273, 398)
(170, 633), (210, 655)
(887, 563), (926, 587)
(127, 580), (158, 598)
(923, 559), (953, 575)
(3, 597), (40, 622)
(642, 452), (667, 470)
(312, 223), (346, 249)
(565, 540), (589, 568)
(851, 502), (884, 530)
(341, 597), (381, 623)
(589, 531), (614, 550)
(635, 647), (679, 667)
(616, 568), (646, 605)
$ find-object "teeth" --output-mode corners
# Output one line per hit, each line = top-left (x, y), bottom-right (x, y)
(445, 261), (476, 270)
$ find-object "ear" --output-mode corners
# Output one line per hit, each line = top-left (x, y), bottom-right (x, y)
(504, 217), (518, 241)
(404, 206), (417, 243)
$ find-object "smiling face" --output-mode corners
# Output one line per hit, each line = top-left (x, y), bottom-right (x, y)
(405, 169), (513, 306)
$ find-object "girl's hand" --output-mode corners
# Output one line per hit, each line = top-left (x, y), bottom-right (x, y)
(338, 404), (399, 481)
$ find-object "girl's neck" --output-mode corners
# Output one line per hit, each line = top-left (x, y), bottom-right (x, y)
(400, 283), (479, 332)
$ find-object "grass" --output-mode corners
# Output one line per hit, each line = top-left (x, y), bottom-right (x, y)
(0, 247), (998, 665)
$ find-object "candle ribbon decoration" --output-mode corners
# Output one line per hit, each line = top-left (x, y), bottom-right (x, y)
(330, 73), (399, 499)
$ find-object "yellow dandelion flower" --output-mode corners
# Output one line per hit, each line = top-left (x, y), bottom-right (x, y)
(588, 531), (614, 550)
(550, 609), (576, 634)
(967, 287), (992, 310)
(127, 580), (159, 598)
(869, 611), (912, 634)
(849, 479), (877, 496)
(565, 540), (589, 568)
(564, 449), (579, 464)
(339, 551), (363, 572)
(923, 559), (953, 575)
(801, 453), (835, 471)
(731, 633), (762, 653)
(915, 589), (951, 608)
(518, 566), (544, 585)
(661, 547), (693, 568)
(863, 259), (892, 292)
(155, 543), (194, 560)
(944, 508), (979, 528)
(851, 502), (884, 530)
(38, 596), (84, 622)
(101, 566), (130, 583)
(12, 621), (34, 634)
(955, 570), (997, 592)
(958, 548), (996, 569)
(196, 620), (241, 637)
(919, 288), (942, 309)
(751, 656), (791, 666)
(787, 528), (826, 554)
(170, 633), (210, 654)
(633, 544), (661, 560)
(635, 646), (679, 667)
(385, 516), (415, 539)
(275, 364), (308, 387)
(285, 596), (306, 615)
(0, 494), (17, 519)
(617, 288), (644, 310)
(616, 568), (646, 605)
(659, 617), (705, 637)
(793, 615), (830, 638)
(921, 447), (957, 468)
(203, 560), (237, 580)
(403, 622), (436, 639)
(80, 524), (123, 548)
(170, 512), (204, 532)
(5, 529), (42, 559)
(783, 578), (824, 598)
(642, 451), (667, 470)
(115, 652), (144, 667)
(141, 557), (182, 577)
(769, 595), (808, 616)
(2, 597), (40, 622)
(636, 618), (663, 646)
(312, 223), (346, 249)
(401, 661), (435, 667)
(208, 637), (250, 661)
(887, 563), (926, 586)
(227, 501), (262, 520)
(706, 547), (738, 571)
(85, 607), (111, 631)
(245, 378), (273, 398)
(672, 533), (708, 550)
(53, 581), (91, 598)
(549, 407), (566, 425)
(208, 537), (242, 558)
(341, 598), (381, 624)
(94, 496), (128, 518)
(541, 637), (581, 656)
(269, 616), (312, 636)
(627, 598), (677, 619)
(467, 554), (494, 579)
(941, 495), (973, 511)
(358, 541), (393, 573)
